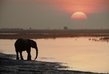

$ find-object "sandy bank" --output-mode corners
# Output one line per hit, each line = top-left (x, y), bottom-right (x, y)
(0, 53), (105, 74)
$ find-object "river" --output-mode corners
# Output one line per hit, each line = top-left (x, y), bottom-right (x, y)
(0, 37), (109, 73)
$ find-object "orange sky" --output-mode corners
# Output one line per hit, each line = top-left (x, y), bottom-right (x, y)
(1, 0), (109, 29)
(37, 0), (109, 14)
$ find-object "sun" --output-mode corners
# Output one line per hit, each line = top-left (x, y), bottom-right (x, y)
(71, 12), (87, 20)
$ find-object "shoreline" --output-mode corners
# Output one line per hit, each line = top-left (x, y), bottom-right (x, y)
(0, 29), (109, 39)
(0, 53), (105, 74)
(0, 34), (109, 39)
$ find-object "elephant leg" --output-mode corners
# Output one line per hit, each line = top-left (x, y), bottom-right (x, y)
(20, 51), (24, 60)
(27, 50), (31, 60)
(16, 51), (19, 60)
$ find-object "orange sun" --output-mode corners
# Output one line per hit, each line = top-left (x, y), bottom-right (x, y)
(71, 12), (87, 20)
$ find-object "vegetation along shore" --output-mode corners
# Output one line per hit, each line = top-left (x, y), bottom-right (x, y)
(0, 29), (109, 39)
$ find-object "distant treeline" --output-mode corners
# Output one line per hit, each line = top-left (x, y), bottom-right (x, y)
(0, 28), (24, 31)
(0, 28), (109, 34)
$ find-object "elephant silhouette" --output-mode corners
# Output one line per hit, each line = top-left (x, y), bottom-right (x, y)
(14, 38), (38, 60)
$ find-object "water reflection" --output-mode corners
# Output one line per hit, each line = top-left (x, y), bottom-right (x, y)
(0, 37), (109, 73)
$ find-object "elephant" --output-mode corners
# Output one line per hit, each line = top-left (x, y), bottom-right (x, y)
(14, 38), (38, 60)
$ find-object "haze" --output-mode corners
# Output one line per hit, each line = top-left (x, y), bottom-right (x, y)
(0, 0), (109, 29)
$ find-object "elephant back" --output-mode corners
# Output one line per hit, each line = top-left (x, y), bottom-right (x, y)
(15, 38), (30, 51)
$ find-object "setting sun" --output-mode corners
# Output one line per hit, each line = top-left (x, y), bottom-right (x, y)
(71, 12), (87, 20)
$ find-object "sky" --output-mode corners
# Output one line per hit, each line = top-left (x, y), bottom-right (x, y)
(0, 0), (109, 29)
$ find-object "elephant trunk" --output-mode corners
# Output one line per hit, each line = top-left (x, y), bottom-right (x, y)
(34, 46), (38, 60)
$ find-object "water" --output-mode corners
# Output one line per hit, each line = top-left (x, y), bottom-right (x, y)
(0, 37), (109, 73)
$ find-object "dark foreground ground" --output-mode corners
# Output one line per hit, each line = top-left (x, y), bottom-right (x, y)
(0, 53), (106, 74)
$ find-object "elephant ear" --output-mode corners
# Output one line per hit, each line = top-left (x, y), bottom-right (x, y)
(29, 39), (38, 60)
(29, 40), (37, 48)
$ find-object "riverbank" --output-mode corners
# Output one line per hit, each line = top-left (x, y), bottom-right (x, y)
(0, 53), (105, 74)
(0, 29), (109, 39)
